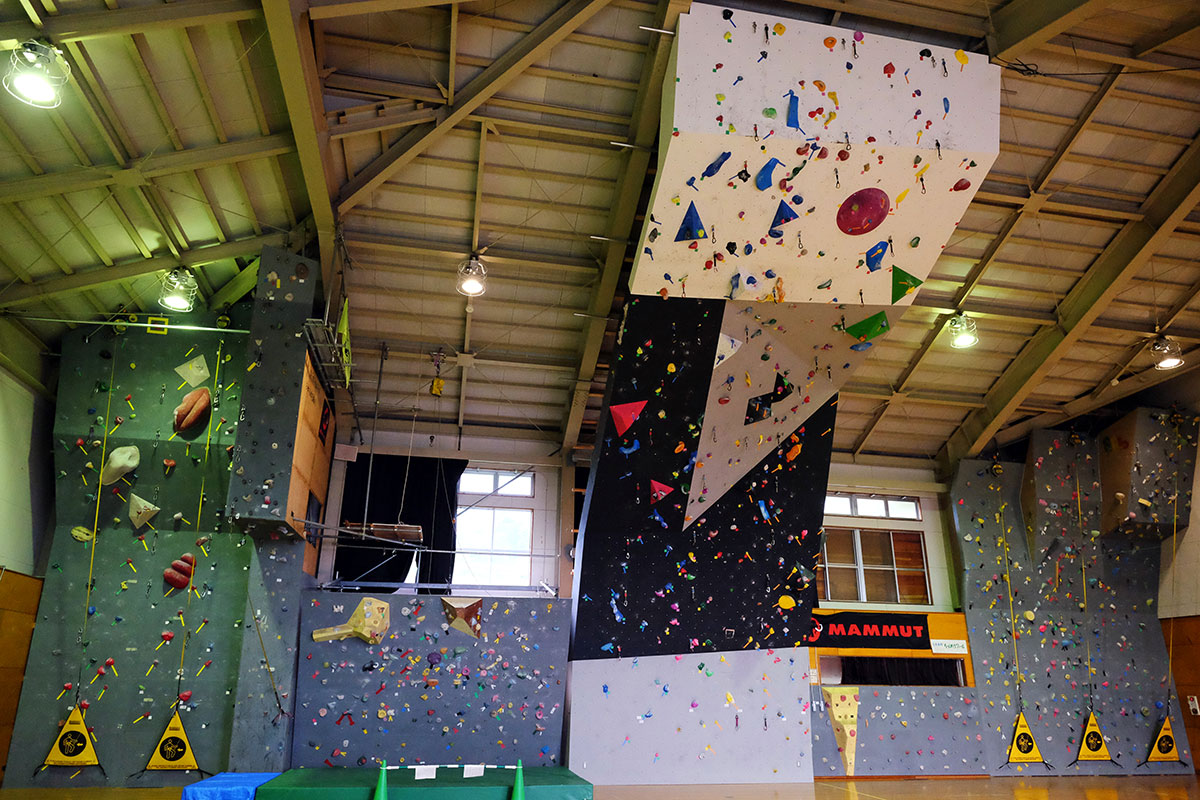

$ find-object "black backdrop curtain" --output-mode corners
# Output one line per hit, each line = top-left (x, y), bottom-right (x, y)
(334, 454), (467, 589)
(838, 656), (962, 686)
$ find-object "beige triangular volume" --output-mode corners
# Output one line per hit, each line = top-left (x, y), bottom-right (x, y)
(822, 686), (860, 776)
(1147, 716), (1182, 763)
(1076, 711), (1114, 762)
(1006, 712), (1046, 764)
(42, 705), (100, 768)
(145, 709), (198, 770)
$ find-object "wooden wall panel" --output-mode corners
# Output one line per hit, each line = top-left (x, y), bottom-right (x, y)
(1162, 616), (1200, 772)
(0, 570), (41, 784)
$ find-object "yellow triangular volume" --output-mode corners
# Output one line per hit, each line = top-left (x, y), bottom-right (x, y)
(146, 710), (198, 770)
(1076, 711), (1113, 761)
(43, 705), (100, 768)
(1147, 716), (1181, 763)
(1007, 712), (1046, 764)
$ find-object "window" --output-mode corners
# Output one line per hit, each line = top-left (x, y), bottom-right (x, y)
(452, 468), (541, 588)
(815, 527), (931, 604)
(824, 492), (921, 520)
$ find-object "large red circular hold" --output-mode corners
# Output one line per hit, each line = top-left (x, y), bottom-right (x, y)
(836, 187), (890, 235)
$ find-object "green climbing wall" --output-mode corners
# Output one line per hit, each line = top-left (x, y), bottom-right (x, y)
(6, 308), (258, 788)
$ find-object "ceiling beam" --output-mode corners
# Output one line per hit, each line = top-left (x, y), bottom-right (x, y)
(0, 0), (261, 44)
(560, 0), (690, 454)
(342, 230), (599, 276)
(989, 0), (1109, 61)
(0, 134), (294, 203)
(262, 0), (338, 285)
(0, 234), (287, 309)
(939, 132), (1200, 467)
(309, 0), (460, 20)
(336, 0), (613, 215)
(208, 257), (261, 311)
(1133, 11), (1200, 58)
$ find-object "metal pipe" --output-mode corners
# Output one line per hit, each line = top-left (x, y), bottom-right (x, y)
(321, 579), (558, 593)
(1, 312), (249, 334)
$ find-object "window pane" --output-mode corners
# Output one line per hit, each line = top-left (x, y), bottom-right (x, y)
(863, 569), (898, 602)
(824, 495), (852, 516)
(858, 530), (894, 567)
(815, 566), (826, 601)
(887, 498), (921, 519)
(827, 567), (859, 601)
(455, 508), (494, 550)
(493, 509), (533, 552)
(490, 553), (532, 586)
(855, 496), (887, 517)
(824, 528), (856, 564)
(452, 553), (492, 585)
(892, 532), (927, 570)
(497, 472), (534, 497)
(898, 571), (930, 604)
(459, 470), (494, 494)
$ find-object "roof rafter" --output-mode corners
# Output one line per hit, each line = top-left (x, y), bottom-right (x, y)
(939, 131), (1200, 466)
(1133, 10), (1200, 58)
(309, 0), (461, 21)
(336, 0), (614, 215)
(989, 0), (1110, 61)
(0, 0), (261, 44)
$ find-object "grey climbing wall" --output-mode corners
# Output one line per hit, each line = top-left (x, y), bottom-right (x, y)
(950, 431), (1192, 775)
(226, 245), (319, 535)
(809, 686), (986, 776)
(1098, 408), (1198, 539)
(7, 310), (255, 788)
(292, 593), (569, 768)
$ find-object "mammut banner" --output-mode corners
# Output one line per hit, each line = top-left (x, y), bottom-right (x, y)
(807, 612), (931, 649)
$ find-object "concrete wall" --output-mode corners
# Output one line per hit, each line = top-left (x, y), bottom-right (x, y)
(0, 368), (49, 576)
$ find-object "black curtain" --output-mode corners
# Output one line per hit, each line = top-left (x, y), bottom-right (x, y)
(334, 454), (467, 589)
(838, 656), (962, 686)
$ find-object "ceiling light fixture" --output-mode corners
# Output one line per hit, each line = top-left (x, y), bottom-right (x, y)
(158, 267), (199, 312)
(456, 256), (487, 298)
(947, 312), (978, 349)
(4, 41), (69, 109)
(1151, 335), (1184, 370)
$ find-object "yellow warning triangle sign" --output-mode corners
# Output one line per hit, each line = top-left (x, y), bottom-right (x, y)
(42, 705), (100, 768)
(146, 709), (198, 770)
(1147, 716), (1182, 763)
(1076, 711), (1113, 762)
(1007, 712), (1046, 764)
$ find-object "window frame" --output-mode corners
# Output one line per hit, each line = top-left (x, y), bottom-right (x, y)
(817, 526), (931, 605)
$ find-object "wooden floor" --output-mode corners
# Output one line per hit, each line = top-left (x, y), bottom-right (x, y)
(0, 775), (1196, 799)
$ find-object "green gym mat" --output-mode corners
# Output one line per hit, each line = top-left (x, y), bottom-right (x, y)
(254, 766), (593, 800)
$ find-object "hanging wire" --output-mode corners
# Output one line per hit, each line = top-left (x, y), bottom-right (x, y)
(996, 480), (1024, 708)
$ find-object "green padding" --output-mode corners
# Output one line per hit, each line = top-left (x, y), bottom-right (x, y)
(255, 767), (593, 800)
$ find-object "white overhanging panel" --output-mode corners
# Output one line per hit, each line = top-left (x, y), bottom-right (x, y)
(624, 7), (999, 525)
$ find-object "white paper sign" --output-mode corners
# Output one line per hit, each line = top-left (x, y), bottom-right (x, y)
(414, 766), (438, 780)
(930, 639), (968, 654)
(463, 765), (485, 778)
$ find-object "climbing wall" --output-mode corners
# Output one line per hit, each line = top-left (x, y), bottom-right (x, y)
(809, 686), (987, 776)
(951, 434), (1192, 775)
(567, 649), (814, 784)
(1098, 408), (1198, 539)
(226, 245), (319, 536)
(7, 310), (255, 788)
(292, 593), (569, 768)
(572, 296), (838, 659)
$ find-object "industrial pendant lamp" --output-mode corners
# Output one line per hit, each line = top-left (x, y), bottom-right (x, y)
(3, 42), (70, 109)
(158, 267), (199, 312)
(947, 312), (979, 349)
(456, 256), (487, 297)
(1151, 335), (1184, 370)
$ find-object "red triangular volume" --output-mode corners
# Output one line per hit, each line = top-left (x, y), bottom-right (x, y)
(650, 480), (674, 503)
(609, 401), (647, 437)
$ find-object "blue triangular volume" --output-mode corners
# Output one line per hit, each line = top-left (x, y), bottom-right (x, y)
(771, 200), (799, 229)
(674, 201), (708, 242)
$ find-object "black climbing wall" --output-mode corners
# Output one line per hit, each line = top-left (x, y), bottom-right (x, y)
(572, 296), (835, 658)
(7, 310), (255, 788)
(226, 245), (319, 535)
(292, 592), (570, 767)
(950, 430), (1192, 775)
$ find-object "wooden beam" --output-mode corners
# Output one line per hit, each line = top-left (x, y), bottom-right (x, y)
(0, 234), (287, 308)
(989, 0), (1109, 61)
(336, 0), (613, 214)
(1133, 10), (1200, 58)
(262, 0), (337, 284)
(208, 257), (261, 310)
(0, 0), (261, 43)
(308, 0), (461, 21)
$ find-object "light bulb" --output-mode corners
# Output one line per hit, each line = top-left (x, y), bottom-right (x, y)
(159, 294), (192, 311)
(11, 70), (54, 104)
(459, 276), (484, 295)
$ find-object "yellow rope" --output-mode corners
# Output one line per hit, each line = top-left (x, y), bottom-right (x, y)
(997, 484), (1021, 692)
(81, 357), (118, 644)
(1167, 472), (1178, 710)
(1076, 471), (1094, 706)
